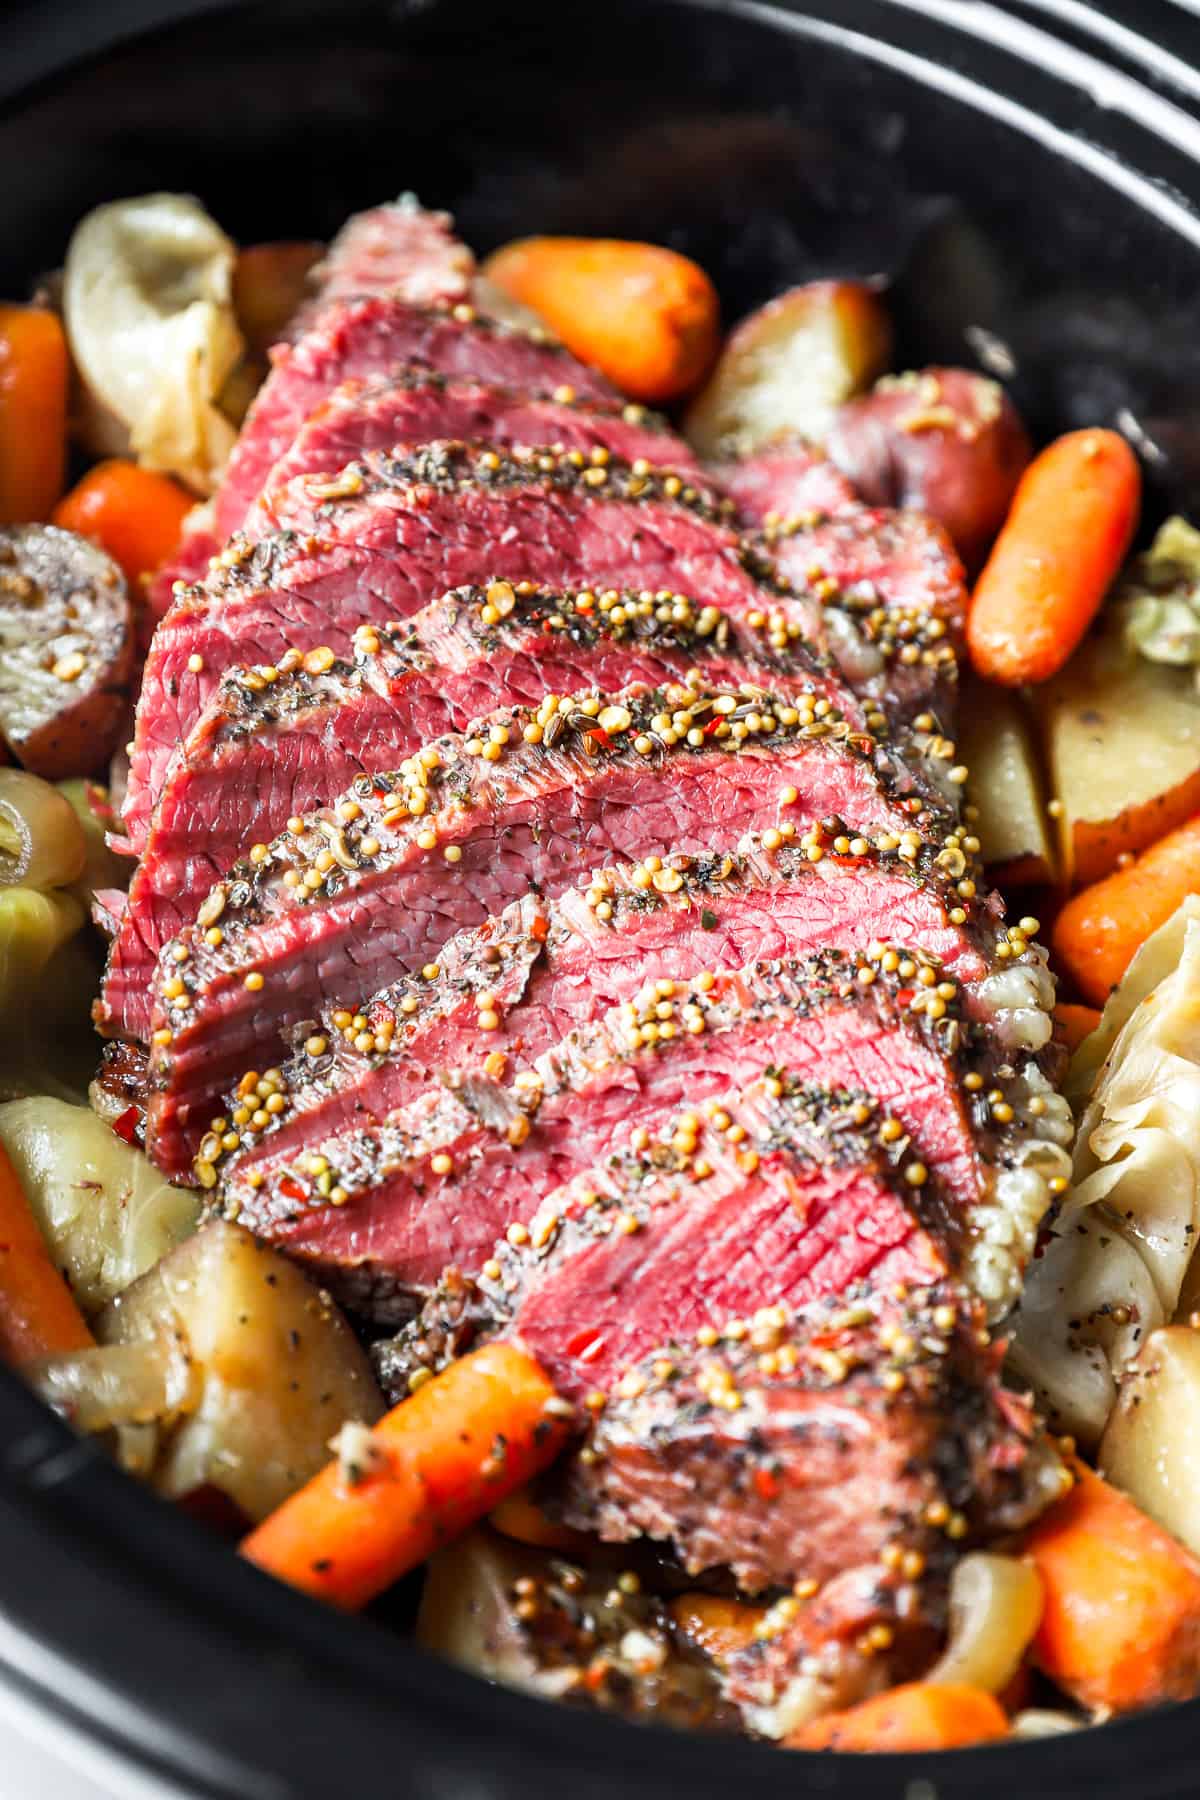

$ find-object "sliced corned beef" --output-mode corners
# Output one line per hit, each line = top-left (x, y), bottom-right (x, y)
(563, 1279), (1054, 1598)
(385, 1081), (958, 1404)
(213, 300), (616, 544)
(125, 444), (965, 843)
(149, 198), (477, 614)
(759, 504), (965, 726)
(261, 372), (697, 497)
(135, 679), (953, 1165)
(295, 196), (474, 324)
(167, 834), (996, 1188)
(711, 438), (857, 525)
(211, 949), (1066, 1318)
(110, 579), (939, 1046)
(123, 448), (822, 847)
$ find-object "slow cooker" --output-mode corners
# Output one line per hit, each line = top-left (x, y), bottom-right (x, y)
(2, 2), (1200, 1793)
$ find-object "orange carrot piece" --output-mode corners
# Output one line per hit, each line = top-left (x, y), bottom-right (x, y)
(1052, 813), (1200, 1005)
(482, 237), (720, 404)
(667, 1594), (763, 1664)
(0, 1141), (92, 1364)
(241, 1343), (572, 1610)
(788, 1683), (1009, 1753)
(1024, 1458), (1200, 1713)
(967, 428), (1140, 686)
(52, 459), (194, 592)
(0, 306), (68, 524)
(489, 1486), (591, 1552)
(1053, 1002), (1102, 1054)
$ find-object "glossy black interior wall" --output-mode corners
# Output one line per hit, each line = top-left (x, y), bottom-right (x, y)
(3, 0), (1200, 526)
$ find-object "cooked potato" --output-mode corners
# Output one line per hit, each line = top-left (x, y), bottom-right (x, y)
(0, 526), (132, 779)
(1039, 624), (1200, 886)
(32, 1221), (382, 1520)
(100, 1221), (382, 1520)
(959, 678), (1057, 885)
(0, 1096), (197, 1312)
(1100, 1328), (1200, 1558)
(683, 280), (892, 458)
(827, 367), (1031, 572)
(418, 1528), (552, 1693)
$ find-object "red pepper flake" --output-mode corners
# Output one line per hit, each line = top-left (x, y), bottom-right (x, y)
(530, 914), (551, 942)
(112, 1105), (142, 1146)
(278, 1175), (307, 1203)
(753, 1467), (779, 1501)
(896, 988), (915, 1006)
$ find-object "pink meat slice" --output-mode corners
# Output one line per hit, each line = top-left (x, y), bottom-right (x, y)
(122, 447), (858, 850)
(134, 679), (954, 1147)
(214, 951), (990, 1313)
(214, 297), (616, 546)
(711, 438), (857, 524)
(149, 197), (477, 613)
(169, 836), (993, 1187)
(106, 579), (877, 1045)
(262, 372), (697, 497)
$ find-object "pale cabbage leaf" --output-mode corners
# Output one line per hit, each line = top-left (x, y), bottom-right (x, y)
(1010, 897), (1200, 1441)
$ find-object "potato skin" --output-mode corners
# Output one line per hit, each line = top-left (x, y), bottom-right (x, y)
(0, 525), (133, 778)
(827, 367), (1031, 573)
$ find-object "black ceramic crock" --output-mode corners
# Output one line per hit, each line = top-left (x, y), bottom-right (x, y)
(1, 2), (1200, 1793)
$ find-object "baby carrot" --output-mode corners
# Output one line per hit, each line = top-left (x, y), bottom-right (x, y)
(788, 1683), (1009, 1753)
(967, 428), (1140, 685)
(1053, 1002), (1102, 1054)
(241, 1343), (573, 1610)
(489, 1486), (591, 1552)
(0, 305), (69, 524)
(482, 237), (720, 404)
(1052, 814), (1200, 1005)
(1024, 1458), (1200, 1713)
(667, 1594), (764, 1664)
(0, 1140), (92, 1364)
(52, 459), (195, 592)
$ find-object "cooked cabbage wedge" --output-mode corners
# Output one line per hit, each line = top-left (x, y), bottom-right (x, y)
(58, 778), (131, 909)
(32, 1221), (383, 1523)
(1100, 1327), (1200, 1559)
(63, 193), (244, 492)
(0, 1096), (198, 1311)
(1011, 898), (1200, 1441)
(1116, 514), (1200, 667)
(0, 887), (97, 1102)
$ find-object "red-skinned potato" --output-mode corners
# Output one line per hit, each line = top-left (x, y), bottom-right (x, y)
(827, 368), (1032, 572)
(684, 280), (892, 458)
